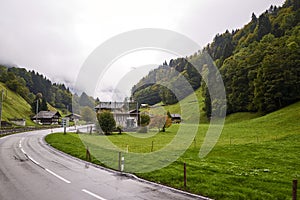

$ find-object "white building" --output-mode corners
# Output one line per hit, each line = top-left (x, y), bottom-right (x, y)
(95, 102), (140, 129)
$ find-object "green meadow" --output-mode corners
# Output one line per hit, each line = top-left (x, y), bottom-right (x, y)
(46, 101), (300, 199)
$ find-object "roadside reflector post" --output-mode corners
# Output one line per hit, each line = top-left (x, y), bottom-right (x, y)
(121, 156), (124, 172)
(184, 162), (187, 188)
(293, 179), (297, 200)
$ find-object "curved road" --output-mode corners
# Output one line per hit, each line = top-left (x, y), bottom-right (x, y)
(0, 128), (208, 200)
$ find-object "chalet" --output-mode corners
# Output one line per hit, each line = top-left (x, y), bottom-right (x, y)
(170, 114), (181, 123)
(114, 109), (140, 128)
(95, 102), (140, 129)
(32, 111), (61, 125)
(65, 113), (81, 122)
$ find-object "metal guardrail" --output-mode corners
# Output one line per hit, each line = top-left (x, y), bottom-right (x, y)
(0, 125), (60, 136)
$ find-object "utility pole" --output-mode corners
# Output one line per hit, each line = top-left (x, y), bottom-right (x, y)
(136, 101), (139, 126)
(0, 90), (4, 129)
(36, 99), (39, 124)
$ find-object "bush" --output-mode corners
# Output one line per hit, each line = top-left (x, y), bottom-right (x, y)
(140, 113), (150, 127)
(97, 111), (116, 135)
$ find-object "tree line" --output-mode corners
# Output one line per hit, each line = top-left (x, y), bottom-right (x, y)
(131, 57), (202, 105)
(0, 65), (102, 122)
(206, 0), (300, 116)
(0, 66), (73, 114)
(131, 0), (300, 118)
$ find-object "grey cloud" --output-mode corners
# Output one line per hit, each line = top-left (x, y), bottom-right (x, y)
(0, 0), (83, 83)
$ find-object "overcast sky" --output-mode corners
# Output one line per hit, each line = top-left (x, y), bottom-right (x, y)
(0, 0), (285, 100)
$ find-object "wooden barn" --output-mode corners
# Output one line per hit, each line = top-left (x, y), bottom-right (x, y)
(32, 111), (61, 125)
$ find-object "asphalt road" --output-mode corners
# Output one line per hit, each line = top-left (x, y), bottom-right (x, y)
(0, 128), (209, 200)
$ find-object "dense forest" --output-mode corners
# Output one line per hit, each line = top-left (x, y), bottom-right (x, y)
(0, 65), (98, 120)
(131, 58), (202, 105)
(0, 65), (101, 125)
(131, 0), (300, 117)
(0, 66), (73, 113)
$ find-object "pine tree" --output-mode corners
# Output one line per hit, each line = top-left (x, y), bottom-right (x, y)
(257, 14), (272, 40)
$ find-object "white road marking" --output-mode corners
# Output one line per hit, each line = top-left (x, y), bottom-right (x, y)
(27, 156), (40, 165)
(20, 148), (26, 155)
(82, 189), (107, 200)
(45, 168), (71, 184)
(19, 138), (71, 184)
(19, 137), (25, 147)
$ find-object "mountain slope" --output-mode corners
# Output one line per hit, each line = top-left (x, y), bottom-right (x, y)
(0, 82), (34, 126)
(0, 66), (73, 112)
(132, 0), (300, 117)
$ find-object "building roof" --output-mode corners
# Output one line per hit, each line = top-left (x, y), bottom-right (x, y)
(129, 109), (140, 114)
(32, 111), (61, 119)
(170, 114), (181, 118)
(95, 102), (124, 110)
(65, 113), (81, 119)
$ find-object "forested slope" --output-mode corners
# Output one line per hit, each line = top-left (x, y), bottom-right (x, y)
(132, 0), (300, 117)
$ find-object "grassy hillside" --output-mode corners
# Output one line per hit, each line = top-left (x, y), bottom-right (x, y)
(0, 82), (34, 126)
(148, 84), (300, 126)
(46, 101), (300, 199)
(147, 87), (259, 124)
(217, 101), (300, 145)
(145, 88), (209, 124)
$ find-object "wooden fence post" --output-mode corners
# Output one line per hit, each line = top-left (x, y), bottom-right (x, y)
(86, 147), (91, 162)
(293, 179), (297, 200)
(184, 162), (187, 188)
(118, 152), (121, 171)
(151, 141), (154, 152)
